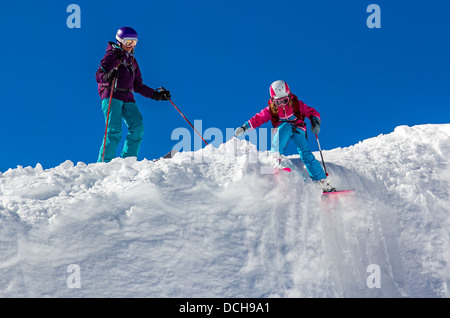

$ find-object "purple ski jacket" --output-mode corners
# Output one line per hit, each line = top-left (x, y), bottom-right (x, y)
(96, 42), (155, 103)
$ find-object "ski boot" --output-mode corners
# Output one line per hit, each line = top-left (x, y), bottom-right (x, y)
(318, 178), (336, 193)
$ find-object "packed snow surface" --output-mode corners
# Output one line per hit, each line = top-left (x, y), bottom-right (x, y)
(0, 124), (449, 297)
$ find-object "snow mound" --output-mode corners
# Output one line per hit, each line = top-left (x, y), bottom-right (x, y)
(0, 124), (449, 297)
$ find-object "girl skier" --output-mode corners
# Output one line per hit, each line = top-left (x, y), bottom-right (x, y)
(96, 26), (171, 163)
(235, 80), (335, 192)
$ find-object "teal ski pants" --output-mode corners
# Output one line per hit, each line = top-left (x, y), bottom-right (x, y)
(98, 98), (144, 163)
(272, 121), (326, 181)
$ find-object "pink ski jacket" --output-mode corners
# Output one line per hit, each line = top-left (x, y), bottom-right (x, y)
(247, 94), (320, 131)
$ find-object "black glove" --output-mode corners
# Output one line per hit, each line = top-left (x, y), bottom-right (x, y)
(152, 87), (171, 101)
(310, 116), (321, 134)
(103, 68), (119, 82)
(235, 122), (250, 136)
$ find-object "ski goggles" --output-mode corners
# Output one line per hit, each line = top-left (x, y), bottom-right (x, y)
(122, 38), (138, 48)
(273, 96), (290, 106)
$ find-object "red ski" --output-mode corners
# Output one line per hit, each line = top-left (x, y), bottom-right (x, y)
(270, 167), (292, 175)
(322, 189), (354, 195)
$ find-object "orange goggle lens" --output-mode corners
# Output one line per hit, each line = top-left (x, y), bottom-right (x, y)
(123, 39), (138, 47)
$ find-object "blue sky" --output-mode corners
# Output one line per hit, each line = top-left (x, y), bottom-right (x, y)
(1, 0), (449, 171)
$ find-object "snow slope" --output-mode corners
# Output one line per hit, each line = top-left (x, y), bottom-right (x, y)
(0, 124), (449, 297)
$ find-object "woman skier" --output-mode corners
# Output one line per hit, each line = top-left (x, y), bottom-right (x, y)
(235, 80), (335, 192)
(95, 26), (171, 163)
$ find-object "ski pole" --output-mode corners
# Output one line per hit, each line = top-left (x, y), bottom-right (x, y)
(315, 134), (329, 177)
(166, 95), (209, 146)
(101, 77), (117, 162)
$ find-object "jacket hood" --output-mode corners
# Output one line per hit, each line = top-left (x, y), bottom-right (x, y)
(106, 41), (122, 53)
(106, 41), (135, 56)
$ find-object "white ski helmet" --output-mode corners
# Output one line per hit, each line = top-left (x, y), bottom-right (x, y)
(269, 80), (291, 99)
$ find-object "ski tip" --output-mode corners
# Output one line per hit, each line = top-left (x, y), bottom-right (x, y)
(162, 149), (178, 159)
(153, 149), (178, 162)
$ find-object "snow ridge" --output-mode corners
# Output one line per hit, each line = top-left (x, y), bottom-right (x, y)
(0, 124), (449, 297)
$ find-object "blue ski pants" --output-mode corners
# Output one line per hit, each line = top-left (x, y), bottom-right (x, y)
(272, 121), (326, 181)
(98, 98), (144, 163)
